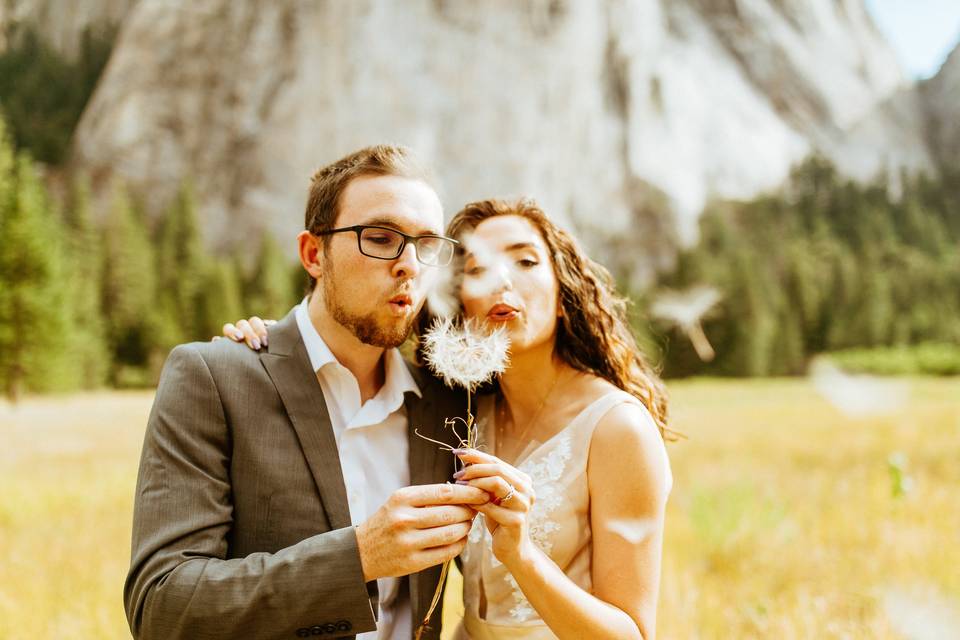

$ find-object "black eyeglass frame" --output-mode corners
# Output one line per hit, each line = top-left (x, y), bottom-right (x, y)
(313, 224), (459, 266)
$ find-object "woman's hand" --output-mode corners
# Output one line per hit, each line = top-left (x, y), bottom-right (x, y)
(453, 448), (537, 566)
(214, 316), (276, 350)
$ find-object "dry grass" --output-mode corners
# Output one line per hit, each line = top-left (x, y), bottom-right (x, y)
(1, 379), (958, 639)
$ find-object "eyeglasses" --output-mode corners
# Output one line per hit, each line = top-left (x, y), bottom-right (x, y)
(314, 225), (458, 267)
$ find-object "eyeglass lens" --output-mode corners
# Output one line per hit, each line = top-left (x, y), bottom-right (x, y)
(358, 227), (452, 265)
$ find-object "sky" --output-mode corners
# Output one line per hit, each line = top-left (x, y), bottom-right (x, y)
(865, 0), (960, 79)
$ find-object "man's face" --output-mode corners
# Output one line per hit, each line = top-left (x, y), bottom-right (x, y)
(320, 174), (444, 348)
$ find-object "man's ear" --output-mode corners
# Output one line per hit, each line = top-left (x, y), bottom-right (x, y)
(298, 230), (324, 281)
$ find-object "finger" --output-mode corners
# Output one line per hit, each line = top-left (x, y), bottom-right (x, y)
(413, 521), (473, 549)
(413, 504), (477, 528)
(414, 537), (468, 568)
(249, 316), (270, 344)
(454, 448), (502, 465)
(401, 483), (490, 507)
(454, 463), (533, 496)
(222, 322), (245, 342)
(236, 319), (261, 350)
(458, 477), (530, 511)
(474, 501), (524, 527)
(264, 319), (278, 326)
(455, 449), (532, 487)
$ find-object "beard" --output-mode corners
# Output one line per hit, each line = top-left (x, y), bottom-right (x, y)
(323, 266), (415, 348)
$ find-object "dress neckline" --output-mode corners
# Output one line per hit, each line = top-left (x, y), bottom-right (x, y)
(487, 388), (629, 468)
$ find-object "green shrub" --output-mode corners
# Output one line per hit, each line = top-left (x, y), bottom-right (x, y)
(827, 343), (960, 376)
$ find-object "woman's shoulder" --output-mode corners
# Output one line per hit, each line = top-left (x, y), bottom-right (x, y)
(586, 382), (671, 497)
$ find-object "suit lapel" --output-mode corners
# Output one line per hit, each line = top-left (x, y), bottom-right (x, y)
(260, 310), (353, 531)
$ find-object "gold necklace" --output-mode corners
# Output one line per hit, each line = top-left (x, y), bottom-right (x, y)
(496, 368), (566, 459)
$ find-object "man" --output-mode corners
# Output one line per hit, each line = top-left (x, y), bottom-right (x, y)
(124, 145), (489, 640)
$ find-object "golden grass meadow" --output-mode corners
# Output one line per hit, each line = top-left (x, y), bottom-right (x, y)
(1, 378), (958, 639)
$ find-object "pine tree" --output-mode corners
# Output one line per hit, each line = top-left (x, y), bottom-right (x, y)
(0, 143), (70, 399)
(196, 258), (243, 339)
(155, 182), (207, 347)
(100, 182), (158, 385)
(245, 233), (297, 321)
(61, 176), (109, 388)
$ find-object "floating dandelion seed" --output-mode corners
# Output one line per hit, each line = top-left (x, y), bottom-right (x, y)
(605, 517), (658, 545)
(883, 585), (960, 640)
(425, 259), (460, 318)
(650, 285), (721, 361)
(413, 317), (510, 640)
(460, 231), (519, 301)
(809, 359), (909, 418)
(425, 230), (519, 318)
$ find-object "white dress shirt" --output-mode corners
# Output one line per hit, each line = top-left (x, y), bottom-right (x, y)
(296, 298), (420, 640)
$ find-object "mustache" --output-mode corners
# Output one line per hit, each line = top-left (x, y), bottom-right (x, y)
(388, 280), (415, 299)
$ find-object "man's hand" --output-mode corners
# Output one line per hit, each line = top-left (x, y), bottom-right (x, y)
(355, 483), (489, 581)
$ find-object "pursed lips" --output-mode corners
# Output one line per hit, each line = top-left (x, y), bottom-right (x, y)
(387, 291), (414, 314)
(487, 302), (520, 321)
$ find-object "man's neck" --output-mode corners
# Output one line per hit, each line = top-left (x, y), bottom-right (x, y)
(307, 294), (386, 403)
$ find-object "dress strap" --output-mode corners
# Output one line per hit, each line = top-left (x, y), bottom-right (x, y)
(568, 389), (641, 434)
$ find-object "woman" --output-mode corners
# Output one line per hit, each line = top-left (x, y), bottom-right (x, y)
(226, 198), (673, 639)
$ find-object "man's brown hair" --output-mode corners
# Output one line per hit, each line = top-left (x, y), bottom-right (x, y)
(303, 144), (436, 290)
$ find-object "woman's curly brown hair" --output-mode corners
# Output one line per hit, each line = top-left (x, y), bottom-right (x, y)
(434, 198), (674, 441)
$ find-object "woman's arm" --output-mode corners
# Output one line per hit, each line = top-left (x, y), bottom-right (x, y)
(456, 404), (669, 639)
(585, 403), (669, 639)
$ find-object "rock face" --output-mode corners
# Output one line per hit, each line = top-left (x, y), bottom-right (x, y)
(923, 42), (960, 169)
(11, 0), (944, 277)
(0, 0), (135, 58)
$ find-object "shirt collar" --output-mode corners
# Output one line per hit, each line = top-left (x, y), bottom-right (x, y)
(295, 297), (421, 399)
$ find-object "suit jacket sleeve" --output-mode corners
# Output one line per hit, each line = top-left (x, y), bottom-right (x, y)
(123, 344), (377, 639)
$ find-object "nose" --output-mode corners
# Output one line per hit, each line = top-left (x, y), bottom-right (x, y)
(391, 241), (421, 279)
(488, 260), (513, 292)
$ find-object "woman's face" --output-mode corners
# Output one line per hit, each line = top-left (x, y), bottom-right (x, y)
(459, 215), (561, 354)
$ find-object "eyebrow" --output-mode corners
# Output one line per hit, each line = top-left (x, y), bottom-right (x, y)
(362, 216), (440, 236)
(504, 242), (538, 252)
(464, 241), (541, 258)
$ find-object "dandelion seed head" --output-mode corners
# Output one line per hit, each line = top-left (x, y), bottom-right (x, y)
(421, 316), (510, 392)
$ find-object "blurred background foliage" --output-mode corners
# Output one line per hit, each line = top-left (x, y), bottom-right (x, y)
(1, 102), (958, 400)
(0, 14), (958, 399)
(640, 157), (960, 378)
(0, 25), (114, 166)
(0, 115), (302, 399)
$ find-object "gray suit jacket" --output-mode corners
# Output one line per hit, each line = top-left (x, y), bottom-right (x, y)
(124, 310), (463, 639)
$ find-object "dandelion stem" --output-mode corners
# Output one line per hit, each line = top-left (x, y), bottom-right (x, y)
(412, 428), (457, 451)
(414, 559), (451, 640)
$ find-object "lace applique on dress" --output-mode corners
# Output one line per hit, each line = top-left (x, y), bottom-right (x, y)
(500, 432), (574, 621)
(464, 401), (579, 623)
(520, 434), (572, 557)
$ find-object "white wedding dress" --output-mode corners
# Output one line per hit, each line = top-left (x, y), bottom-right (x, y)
(453, 390), (673, 639)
